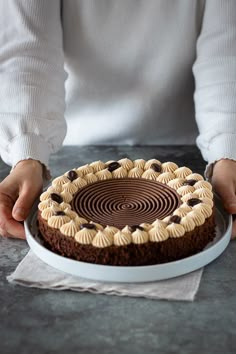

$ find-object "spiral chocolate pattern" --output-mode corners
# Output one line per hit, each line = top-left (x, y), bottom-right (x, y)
(71, 178), (181, 229)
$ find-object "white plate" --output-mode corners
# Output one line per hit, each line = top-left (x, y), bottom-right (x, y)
(25, 197), (232, 283)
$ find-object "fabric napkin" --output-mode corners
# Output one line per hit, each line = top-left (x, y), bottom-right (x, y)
(7, 250), (203, 301)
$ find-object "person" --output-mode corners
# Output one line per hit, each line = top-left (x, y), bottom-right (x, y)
(0, 0), (236, 240)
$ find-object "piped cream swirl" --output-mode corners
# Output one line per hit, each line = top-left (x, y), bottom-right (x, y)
(92, 230), (113, 248)
(149, 225), (169, 242)
(60, 220), (78, 237)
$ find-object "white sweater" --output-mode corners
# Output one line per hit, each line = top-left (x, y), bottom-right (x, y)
(0, 0), (236, 171)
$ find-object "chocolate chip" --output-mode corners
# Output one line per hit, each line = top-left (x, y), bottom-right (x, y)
(50, 193), (63, 204)
(107, 161), (121, 172)
(169, 215), (181, 224)
(80, 223), (96, 230)
(55, 211), (65, 216)
(130, 225), (144, 232)
(187, 198), (202, 207)
(150, 163), (162, 173)
(67, 170), (78, 181)
(183, 179), (197, 186)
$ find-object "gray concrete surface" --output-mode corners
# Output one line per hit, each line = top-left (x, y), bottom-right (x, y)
(1, 146), (236, 354)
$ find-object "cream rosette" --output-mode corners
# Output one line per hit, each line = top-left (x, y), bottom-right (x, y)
(89, 160), (106, 172)
(38, 200), (59, 211)
(60, 220), (78, 237)
(174, 167), (192, 179)
(167, 178), (185, 190)
(72, 177), (87, 188)
(40, 190), (56, 202)
(188, 210), (205, 226)
(157, 172), (175, 184)
(133, 159), (146, 169)
(140, 223), (152, 230)
(193, 203), (212, 218)
(74, 216), (88, 227)
(75, 228), (96, 244)
(47, 185), (62, 193)
(142, 169), (159, 180)
(194, 188), (213, 199)
(194, 180), (213, 190)
(95, 169), (112, 180)
(149, 225), (169, 242)
(64, 208), (77, 219)
(114, 231), (132, 246)
(144, 159), (161, 170)
(186, 173), (204, 181)
(173, 205), (191, 217)
(180, 216), (195, 232)
(118, 158), (134, 170)
(201, 197), (214, 208)
(152, 219), (168, 228)
(166, 223), (185, 238)
(92, 230), (113, 248)
(76, 164), (93, 176)
(104, 226), (120, 237)
(161, 161), (178, 173)
(41, 205), (62, 220)
(128, 167), (143, 178)
(177, 185), (195, 196)
(48, 214), (70, 229)
(112, 166), (128, 178)
(181, 193), (199, 203)
(62, 182), (78, 195)
(60, 202), (72, 210)
(52, 175), (69, 187)
(83, 173), (98, 184)
(131, 229), (149, 244)
(60, 190), (73, 203)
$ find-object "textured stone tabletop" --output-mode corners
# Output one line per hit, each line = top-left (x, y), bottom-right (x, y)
(1, 146), (236, 354)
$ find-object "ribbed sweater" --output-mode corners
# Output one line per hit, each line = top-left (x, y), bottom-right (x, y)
(0, 0), (236, 172)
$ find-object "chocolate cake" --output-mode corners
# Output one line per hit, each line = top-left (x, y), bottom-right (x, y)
(37, 158), (216, 266)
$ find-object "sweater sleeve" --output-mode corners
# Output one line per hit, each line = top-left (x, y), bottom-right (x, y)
(192, 0), (236, 176)
(0, 0), (67, 169)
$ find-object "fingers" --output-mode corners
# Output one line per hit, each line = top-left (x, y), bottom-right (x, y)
(12, 183), (42, 221)
(0, 223), (25, 239)
(214, 179), (236, 214)
(212, 161), (236, 214)
(0, 159), (44, 240)
(212, 160), (236, 239)
(0, 195), (25, 239)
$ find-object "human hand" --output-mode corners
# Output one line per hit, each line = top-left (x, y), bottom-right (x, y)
(0, 160), (44, 239)
(211, 159), (236, 239)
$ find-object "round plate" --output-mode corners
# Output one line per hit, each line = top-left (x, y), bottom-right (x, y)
(25, 196), (232, 283)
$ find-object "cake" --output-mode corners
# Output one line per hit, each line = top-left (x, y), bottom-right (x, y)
(37, 158), (216, 266)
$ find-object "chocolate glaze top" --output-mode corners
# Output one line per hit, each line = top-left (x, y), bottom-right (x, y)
(71, 178), (181, 229)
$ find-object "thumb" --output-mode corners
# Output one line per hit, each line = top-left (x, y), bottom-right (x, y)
(12, 185), (41, 221)
(213, 179), (236, 214)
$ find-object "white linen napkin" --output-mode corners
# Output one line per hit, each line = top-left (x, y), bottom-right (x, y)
(7, 250), (203, 301)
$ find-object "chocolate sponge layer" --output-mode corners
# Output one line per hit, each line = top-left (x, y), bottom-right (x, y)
(38, 211), (216, 266)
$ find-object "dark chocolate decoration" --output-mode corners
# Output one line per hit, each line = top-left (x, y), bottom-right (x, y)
(55, 211), (65, 216)
(50, 193), (63, 204)
(71, 178), (181, 229)
(169, 215), (181, 224)
(187, 198), (202, 207)
(150, 163), (162, 173)
(183, 179), (197, 186)
(80, 223), (97, 230)
(107, 161), (121, 172)
(130, 225), (145, 232)
(67, 170), (78, 181)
